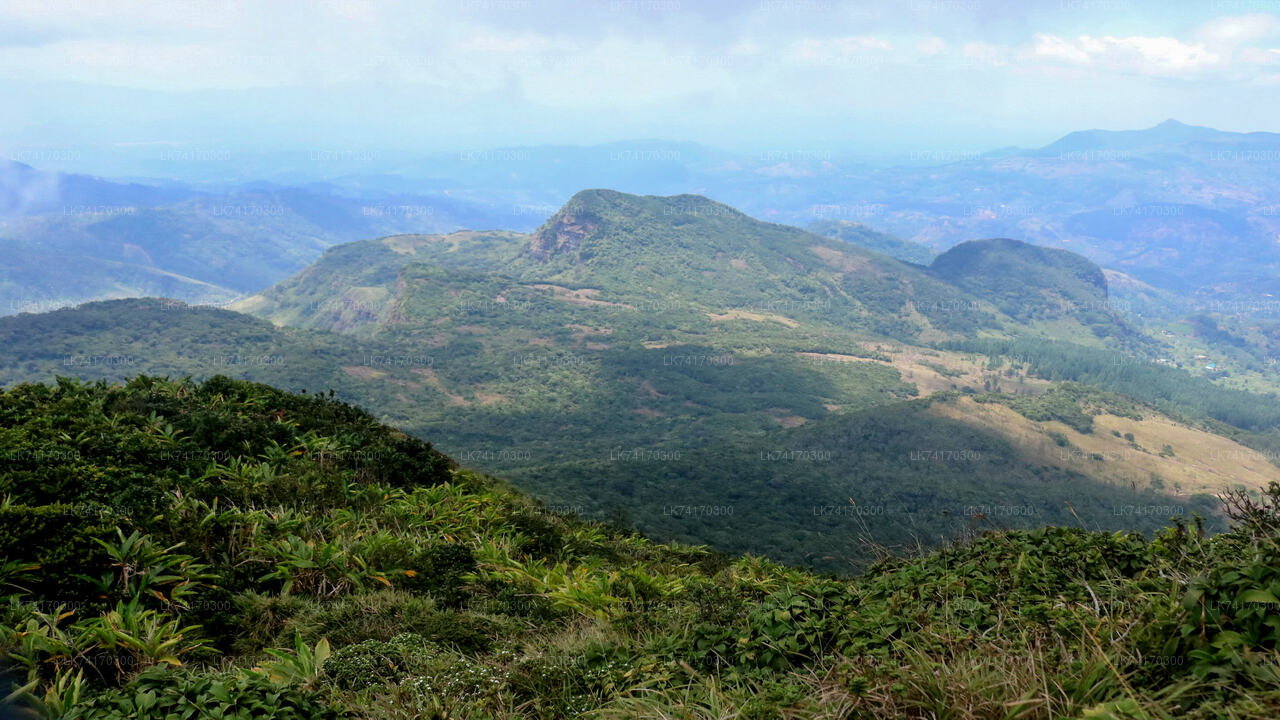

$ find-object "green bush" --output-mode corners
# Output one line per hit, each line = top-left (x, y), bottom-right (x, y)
(507, 511), (566, 559)
(283, 591), (493, 653)
(505, 645), (635, 718)
(1173, 550), (1280, 681)
(0, 504), (112, 600)
(6, 375), (1280, 718)
(1164, 486), (1280, 684)
(398, 544), (475, 607)
(324, 633), (436, 691)
(64, 667), (341, 720)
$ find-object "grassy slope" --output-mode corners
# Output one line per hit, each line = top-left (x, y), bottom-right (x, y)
(935, 395), (1280, 496)
(3, 376), (1280, 719)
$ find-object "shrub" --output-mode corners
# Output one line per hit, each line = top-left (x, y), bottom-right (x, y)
(398, 544), (476, 607)
(507, 511), (565, 559)
(230, 592), (313, 655)
(63, 667), (341, 720)
(489, 583), (566, 622)
(1164, 487), (1280, 684)
(0, 504), (112, 600)
(505, 645), (635, 718)
(324, 633), (436, 691)
(283, 591), (493, 653)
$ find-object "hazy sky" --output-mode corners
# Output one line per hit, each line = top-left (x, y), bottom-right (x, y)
(3, 0), (1280, 165)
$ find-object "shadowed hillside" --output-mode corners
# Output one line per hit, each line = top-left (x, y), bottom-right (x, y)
(3, 376), (1279, 718)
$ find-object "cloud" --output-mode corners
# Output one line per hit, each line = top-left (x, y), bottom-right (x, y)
(1028, 34), (1090, 64)
(961, 42), (1009, 67)
(1028, 33), (1222, 75)
(456, 31), (552, 54)
(1196, 14), (1280, 46)
(916, 37), (946, 56)
(1240, 47), (1280, 65)
(1024, 15), (1280, 78)
(3, 2), (1280, 156)
(788, 36), (894, 65)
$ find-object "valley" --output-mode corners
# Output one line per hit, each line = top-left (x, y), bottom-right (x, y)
(9, 3), (1280, 716)
(5, 190), (1278, 573)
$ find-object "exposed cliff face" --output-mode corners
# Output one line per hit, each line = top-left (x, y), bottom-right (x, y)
(527, 211), (600, 262)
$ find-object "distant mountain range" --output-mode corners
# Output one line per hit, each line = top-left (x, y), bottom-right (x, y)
(0, 161), (541, 314)
(4, 189), (1276, 571)
(7, 120), (1280, 317)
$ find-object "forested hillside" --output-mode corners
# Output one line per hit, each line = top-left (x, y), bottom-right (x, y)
(5, 183), (1280, 572)
(7, 287), (1270, 572)
(3, 377), (1280, 719)
(808, 219), (937, 265)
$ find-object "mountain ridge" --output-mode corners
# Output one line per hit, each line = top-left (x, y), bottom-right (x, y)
(1036, 118), (1280, 156)
(7, 191), (1271, 573)
(241, 189), (1135, 347)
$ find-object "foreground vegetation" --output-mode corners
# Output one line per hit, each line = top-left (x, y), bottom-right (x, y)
(2, 376), (1280, 718)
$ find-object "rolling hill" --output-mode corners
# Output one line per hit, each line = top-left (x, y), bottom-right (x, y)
(240, 189), (1136, 345)
(3, 192), (1275, 572)
(928, 237), (1133, 341)
(0, 164), (539, 315)
(13, 119), (1280, 319)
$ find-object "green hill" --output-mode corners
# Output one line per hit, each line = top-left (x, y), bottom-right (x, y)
(929, 237), (1135, 341)
(229, 230), (525, 334)
(807, 219), (937, 265)
(0, 192), (1273, 572)
(1, 297), (1270, 573)
(238, 189), (1022, 342)
(3, 376), (1280, 718)
(0, 298), (363, 390)
(0, 170), (536, 317)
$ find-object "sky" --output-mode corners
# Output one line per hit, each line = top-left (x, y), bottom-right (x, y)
(3, 0), (1280, 174)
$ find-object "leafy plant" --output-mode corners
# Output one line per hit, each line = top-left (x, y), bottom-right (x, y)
(251, 634), (331, 690)
(83, 601), (205, 680)
(61, 667), (341, 720)
(85, 530), (214, 610)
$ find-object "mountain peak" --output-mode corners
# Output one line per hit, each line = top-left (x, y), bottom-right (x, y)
(556, 188), (740, 215)
(527, 189), (746, 262)
(528, 199), (602, 262)
(1038, 119), (1226, 155)
(2, 159), (35, 172)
